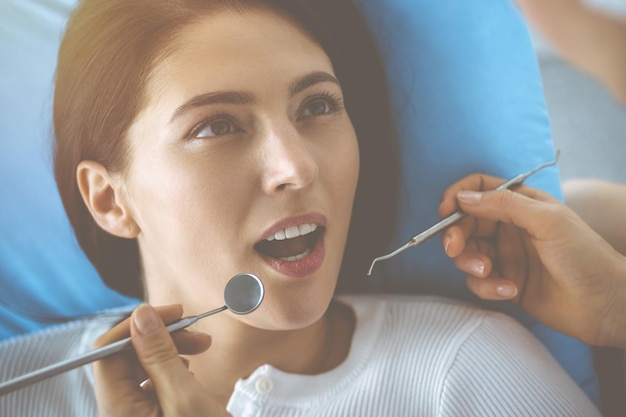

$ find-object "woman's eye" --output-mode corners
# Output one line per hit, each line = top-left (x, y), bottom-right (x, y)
(304, 100), (331, 117)
(190, 118), (238, 139)
(299, 93), (344, 119)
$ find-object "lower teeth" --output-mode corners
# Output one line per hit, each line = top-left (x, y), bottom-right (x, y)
(280, 248), (311, 262)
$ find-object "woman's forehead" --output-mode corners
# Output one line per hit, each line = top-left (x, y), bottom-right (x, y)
(147, 8), (333, 96)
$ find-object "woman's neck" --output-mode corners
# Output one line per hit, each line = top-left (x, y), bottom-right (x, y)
(186, 300), (356, 407)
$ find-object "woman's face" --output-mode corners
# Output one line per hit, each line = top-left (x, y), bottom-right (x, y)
(120, 8), (359, 330)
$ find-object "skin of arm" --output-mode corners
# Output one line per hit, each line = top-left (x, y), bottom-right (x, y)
(516, 0), (626, 103)
(563, 179), (626, 256)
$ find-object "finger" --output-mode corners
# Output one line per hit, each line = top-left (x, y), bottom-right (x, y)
(130, 304), (205, 400)
(455, 188), (561, 239)
(132, 357), (149, 388)
(139, 357), (190, 397)
(93, 305), (185, 410)
(94, 304), (184, 348)
(442, 223), (469, 258)
(94, 304), (209, 370)
(133, 355), (191, 388)
(466, 275), (519, 300)
(496, 222), (530, 301)
(439, 173), (554, 217)
(439, 173), (492, 217)
(171, 330), (213, 355)
(439, 174), (555, 253)
(140, 377), (155, 397)
(94, 303), (210, 400)
(451, 239), (496, 278)
(181, 356), (190, 369)
(126, 329), (210, 390)
(442, 217), (501, 258)
(93, 347), (147, 411)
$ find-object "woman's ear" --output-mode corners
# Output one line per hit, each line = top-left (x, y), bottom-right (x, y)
(76, 161), (139, 239)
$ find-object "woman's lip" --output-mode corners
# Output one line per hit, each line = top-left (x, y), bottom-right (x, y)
(257, 212), (327, 242)
(259, 229), (325, 278)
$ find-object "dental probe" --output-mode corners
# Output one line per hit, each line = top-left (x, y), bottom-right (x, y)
(0, 273), (264, 396)
(367, 152), (560, 276)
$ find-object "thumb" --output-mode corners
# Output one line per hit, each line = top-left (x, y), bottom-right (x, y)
(456, 189), (556, 239)
(130, 304), (195, 396)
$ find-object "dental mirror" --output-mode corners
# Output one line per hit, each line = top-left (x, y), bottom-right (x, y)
(224, 272), (265, 314)
(0, 272), (264, 396)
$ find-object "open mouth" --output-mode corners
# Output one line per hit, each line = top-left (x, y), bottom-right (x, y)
(254, 223), (324, 261)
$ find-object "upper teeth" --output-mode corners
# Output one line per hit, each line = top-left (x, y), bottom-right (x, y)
(266, 223), (318, 241)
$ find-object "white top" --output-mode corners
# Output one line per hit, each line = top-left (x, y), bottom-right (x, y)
(0, 295), (600, 416)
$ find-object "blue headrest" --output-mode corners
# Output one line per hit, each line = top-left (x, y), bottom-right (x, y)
(0, 0), (598, 405)
(0, 0), (136, 338)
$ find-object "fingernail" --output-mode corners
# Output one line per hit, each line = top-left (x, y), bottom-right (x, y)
(443, 236), (452, 255)
(496, 285), (518, 298)
(469, 260), (484, 276)
(457, 190), (482, 206)
(134, 304), (161, 335)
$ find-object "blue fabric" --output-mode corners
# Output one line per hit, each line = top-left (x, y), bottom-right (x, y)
(0, 0), (598, 405)
(0, 0), (137, 340)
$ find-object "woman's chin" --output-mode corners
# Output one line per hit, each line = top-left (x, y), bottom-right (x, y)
(249, 296), (331, 331)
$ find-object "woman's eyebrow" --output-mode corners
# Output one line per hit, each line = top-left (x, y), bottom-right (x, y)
(169, 91), (254, 123)
(289, 71), (340, 96)
(169, 71), (339, 124)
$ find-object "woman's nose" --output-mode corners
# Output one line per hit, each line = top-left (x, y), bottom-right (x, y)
(260, 126), (319, 195)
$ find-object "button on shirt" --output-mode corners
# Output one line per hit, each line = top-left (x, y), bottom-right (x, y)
(254, 376), (274, 395)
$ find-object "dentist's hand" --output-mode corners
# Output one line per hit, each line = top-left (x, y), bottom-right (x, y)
(439, 174), (626, 348)
(93, 303), (230, 417)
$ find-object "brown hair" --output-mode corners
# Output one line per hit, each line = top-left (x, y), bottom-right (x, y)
(53, 0), (399, 298)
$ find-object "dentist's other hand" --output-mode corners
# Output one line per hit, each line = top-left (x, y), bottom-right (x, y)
(93, 304), (230, 417)
(439, 173), (626, 348)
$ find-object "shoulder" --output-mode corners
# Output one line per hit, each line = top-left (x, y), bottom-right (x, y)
(0, 307), (132, 417)
(340, 293), (512, 345)
(0, 306), (131, 368)
(336, 294), (519, 388)
(338, 294), (600, 416)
